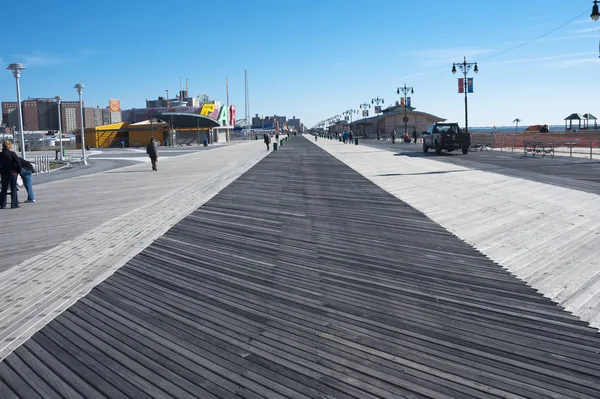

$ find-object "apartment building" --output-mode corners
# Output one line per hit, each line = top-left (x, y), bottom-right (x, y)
(1, 102), (19, 128)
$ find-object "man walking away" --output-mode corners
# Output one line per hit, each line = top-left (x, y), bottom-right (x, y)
(349, 130), (354, 144)
(413, 129), (418, 144)
(343, 130), (349, 144)
(0, 141), (22, 209)
(263, 133), (271, 150)
(146, 139), (158, 171)
(19, 156), (35, 203)
(391, 130), (397, 144)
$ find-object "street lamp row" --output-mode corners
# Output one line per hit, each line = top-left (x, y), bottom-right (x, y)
(329, 0), (600, 138)
(5, 62), (87, 164)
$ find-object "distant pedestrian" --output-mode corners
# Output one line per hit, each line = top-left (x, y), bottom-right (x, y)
(19, 156), (35, 203)
(412, 129), (418, 144)
(349, 130), (354, 143)
(391, 130), (397, 144)
(0, 141), (22, 209)
(146, 139), (158, 171)
(263, 133), (271, 150)
(343, 130), (349, 144)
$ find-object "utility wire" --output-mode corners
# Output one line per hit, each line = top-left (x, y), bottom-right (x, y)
(415, 8), (590, 87)
(477, 8), (590, 62)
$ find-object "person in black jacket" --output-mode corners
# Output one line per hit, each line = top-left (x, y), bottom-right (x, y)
(0, 141), (22, 209)
(146, 139), (158, 171)
(19, 156), (35, 203)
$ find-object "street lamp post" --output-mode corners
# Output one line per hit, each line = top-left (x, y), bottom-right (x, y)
(343, 109), (357, 134)
(593, 1), (600, 57)
(7, 63), (26, 159)
(452, 57), (479, 134)
(74, 83), (88, 165)
(55, 96), (63, 161)
(371, 96), (384, 140)
(359, 102), (371, 138)
(396, 84), (414, 136)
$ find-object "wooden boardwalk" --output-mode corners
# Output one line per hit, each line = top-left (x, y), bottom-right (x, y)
(316, 137), (600, 330)
(1, 138), (600, 398)
(0, 142), (268, 361)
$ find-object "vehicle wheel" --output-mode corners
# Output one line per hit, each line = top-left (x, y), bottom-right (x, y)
(462, 146), (469, 155)
(423, 143), (429, 153)
(435, 142), (442, 155)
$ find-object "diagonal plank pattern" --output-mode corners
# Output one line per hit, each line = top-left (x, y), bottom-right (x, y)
(0, 143), (268, 363)
(312, 137), (600, 329)
(1, 138), (600, 398)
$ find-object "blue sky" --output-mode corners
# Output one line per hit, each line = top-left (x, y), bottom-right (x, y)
(0, 0), (598, 129)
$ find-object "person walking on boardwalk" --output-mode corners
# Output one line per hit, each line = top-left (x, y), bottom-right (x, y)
(0, 141), (22, 209)
(412, 129), (418, 144)
(391, 129), (397, 144)
(18, 156), (35, 203)
(263, 132), (271, 150)
(146, 138), (158, 171)
(343, 130), (349, 144)
(349, 130), (354, 144)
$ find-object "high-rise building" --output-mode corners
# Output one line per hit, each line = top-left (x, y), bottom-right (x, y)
(1, 102), (19, 128)
(22, 100), (40, 131)
(287, 116), (301, 131)
(273, 115), (287, 126)
(2, 98), (61, 132)
(38, 99), (59, 131)
(61, 101), (82, 134)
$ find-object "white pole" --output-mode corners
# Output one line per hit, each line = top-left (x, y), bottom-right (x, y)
(15, 76), (25, 159)
(55, 96), (63, 161)
(74, 83), (87, 165)
(7, 63), (26, 159)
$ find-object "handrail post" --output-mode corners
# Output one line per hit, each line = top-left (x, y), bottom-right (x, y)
(570, 144), (572, 157)
(591, 143), (593, 159)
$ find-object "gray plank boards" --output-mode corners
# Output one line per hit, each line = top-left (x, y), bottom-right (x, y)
(1, 137), (600, 398)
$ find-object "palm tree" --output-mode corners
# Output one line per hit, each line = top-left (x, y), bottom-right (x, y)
(513, 118), (521, 133)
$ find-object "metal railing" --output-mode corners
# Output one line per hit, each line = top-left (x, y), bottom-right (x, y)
(63, 155), (87, 169)
(470, 134), (600, 159)
(33, 155), (50, 174)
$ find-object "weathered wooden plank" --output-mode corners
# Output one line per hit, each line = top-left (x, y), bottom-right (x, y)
(2, 137), (600, 398)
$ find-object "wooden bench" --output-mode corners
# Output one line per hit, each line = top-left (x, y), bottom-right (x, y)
(524, 141), (554, 157)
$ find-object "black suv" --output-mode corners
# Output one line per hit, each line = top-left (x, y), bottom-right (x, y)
(423, 123), (470, 155)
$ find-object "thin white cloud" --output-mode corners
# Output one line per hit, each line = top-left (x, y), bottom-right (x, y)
(482, 52), (598, 67)
(572, 27), (600, 34)
(550, 57), (600, 68)
(13, 53), (62, 67)
(412, 47), (495, 67)
(398, 68), (447, 81)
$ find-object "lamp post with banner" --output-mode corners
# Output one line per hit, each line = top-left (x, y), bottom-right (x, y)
(359, 102), (370, 138)
(343, 109), (357, 134)
(396, 84), (414, 137)
(452, 57), (478, 134)
(371, 96), (384, 140)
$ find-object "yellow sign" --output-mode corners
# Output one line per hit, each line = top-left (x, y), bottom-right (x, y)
(200, 104), (215, 116)
(109, 99), (121, 112)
